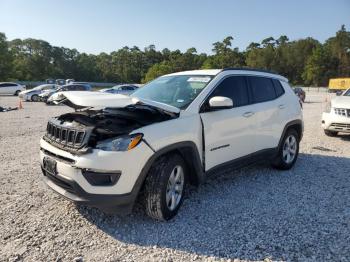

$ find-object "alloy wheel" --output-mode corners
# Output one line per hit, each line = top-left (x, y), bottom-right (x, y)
(282, 135), (297, 164)
(166, 165), (184, 211)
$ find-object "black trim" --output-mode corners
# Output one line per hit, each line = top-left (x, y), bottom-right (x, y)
(135, 141), (205, 187)
(206, 148), (277, 175)
(210, 144), (230, 151)
(42, 167), (134, 214)
(82, 170), (121, 186)
(277, 120), (304, 150)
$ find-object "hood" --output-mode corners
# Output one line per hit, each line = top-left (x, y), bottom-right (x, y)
(50, 91), (181, 114)
(20, 89), (39, 95)
(331, 96), (350, 108)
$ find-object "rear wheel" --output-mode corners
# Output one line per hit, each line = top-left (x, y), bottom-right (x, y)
(272, 129), (299, 170)
(324, 130), (338, 137)
(31, 94), (39, 102)
(144, 153), (187, 221)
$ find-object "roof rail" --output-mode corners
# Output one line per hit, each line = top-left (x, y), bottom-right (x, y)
(221, 67), (288, 82)
(222, 67), (278, 75)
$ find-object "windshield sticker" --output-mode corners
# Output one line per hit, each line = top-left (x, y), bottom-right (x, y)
(187, 77), (211, 83)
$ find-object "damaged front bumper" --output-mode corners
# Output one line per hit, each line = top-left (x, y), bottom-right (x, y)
(39, 138), (154, 214)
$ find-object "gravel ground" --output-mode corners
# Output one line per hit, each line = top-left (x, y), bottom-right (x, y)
(0, 93), (349, 262)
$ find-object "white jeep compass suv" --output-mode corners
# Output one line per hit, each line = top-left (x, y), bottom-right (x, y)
(40, 68), (303, 220)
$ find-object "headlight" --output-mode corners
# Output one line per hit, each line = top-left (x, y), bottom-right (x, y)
(324, 102), (332, 113)
(96, 133), (143, 151)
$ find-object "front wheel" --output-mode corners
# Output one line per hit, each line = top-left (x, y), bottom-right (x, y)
(144, 154), (187, 221)
(14, 90), (20, 96)
(272, 129), (299, 170)
(31, 94), (39, 102)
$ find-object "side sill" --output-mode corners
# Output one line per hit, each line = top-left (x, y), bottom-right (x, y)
(205, 148), (277, 175)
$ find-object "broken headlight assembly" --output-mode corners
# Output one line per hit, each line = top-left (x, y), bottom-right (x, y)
(95, 133), (143, 151)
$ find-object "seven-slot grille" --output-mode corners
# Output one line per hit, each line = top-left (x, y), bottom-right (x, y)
(46, 121), (86, 148)
(334, 108), (350, 117)
(330, 123), (350, 130)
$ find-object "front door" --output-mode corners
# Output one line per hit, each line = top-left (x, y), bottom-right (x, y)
(200, 75), (256, 171)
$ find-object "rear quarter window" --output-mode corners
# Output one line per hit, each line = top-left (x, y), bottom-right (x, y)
(272, 79), (285, 97)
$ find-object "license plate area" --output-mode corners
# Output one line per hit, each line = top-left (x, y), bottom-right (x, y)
(43, 157), (57, 176)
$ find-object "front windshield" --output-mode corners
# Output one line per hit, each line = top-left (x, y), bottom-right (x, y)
(343, 89), (350, 96)
(131, 75), (213, 109)
(33, 85), (47, 90)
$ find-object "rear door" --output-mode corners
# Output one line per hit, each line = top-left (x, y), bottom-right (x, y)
(200, 75), (257, 171)
(0, 83), (15, 94)
(0, 83), (6, 94)
(247, 76), (284, 151)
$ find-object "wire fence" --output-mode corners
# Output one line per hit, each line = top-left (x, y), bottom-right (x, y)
(300, 87), (328, 92)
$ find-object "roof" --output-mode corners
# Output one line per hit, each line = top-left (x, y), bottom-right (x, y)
(164, 68), (288, 82)
(166, 69), (222, 76)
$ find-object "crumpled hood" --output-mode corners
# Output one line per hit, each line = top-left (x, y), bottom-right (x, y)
(331, 96), (350, 108)
(50, 91), (181, 114)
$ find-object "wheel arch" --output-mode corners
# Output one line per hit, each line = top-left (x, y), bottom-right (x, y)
(277, 119), (303, 150)
(133, 141), (204, 197)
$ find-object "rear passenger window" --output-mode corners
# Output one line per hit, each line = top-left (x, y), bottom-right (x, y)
(249, 76), (276, 103)
(272, 79), (285, 97)
(210, 76), (249, 107)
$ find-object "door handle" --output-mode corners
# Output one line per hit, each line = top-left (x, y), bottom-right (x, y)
(243, 112), (254, 118)
(279, 104), (285, 109)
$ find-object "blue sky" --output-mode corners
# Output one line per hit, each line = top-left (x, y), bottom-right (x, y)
(0, 0), (349, 54)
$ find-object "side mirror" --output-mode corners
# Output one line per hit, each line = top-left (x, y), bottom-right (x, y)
(208, 96), (233, 109)
(336, 91), (342, 96)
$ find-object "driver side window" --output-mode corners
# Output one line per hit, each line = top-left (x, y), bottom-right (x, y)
(209, 76), (249, 107)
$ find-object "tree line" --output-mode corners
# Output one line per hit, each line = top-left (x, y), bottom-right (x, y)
(0, 25), (349, 86)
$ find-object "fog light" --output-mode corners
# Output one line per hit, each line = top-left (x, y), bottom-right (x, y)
(82, 170), (121, 186)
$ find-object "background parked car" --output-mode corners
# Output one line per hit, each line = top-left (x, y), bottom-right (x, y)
(0, 82), (26, 96)
(322, 88), (350, 136)
(293, 87), (306, 102)
(55, 79), (66, 86)
(43, 83), (92, 104)
(99, 84), (138, 95)
(19, 84), (57, 102)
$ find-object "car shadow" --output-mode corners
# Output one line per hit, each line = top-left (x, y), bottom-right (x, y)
(338, 134), (350, 141)
(77, 153), (350, 260)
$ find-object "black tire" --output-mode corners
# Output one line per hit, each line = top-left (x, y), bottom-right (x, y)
(14, 90), (20, 96)
(31, 94), (39, 102)
(144, 153), (187, 221)
(324, 130), (338, 137)
(272, 129), (300, 170)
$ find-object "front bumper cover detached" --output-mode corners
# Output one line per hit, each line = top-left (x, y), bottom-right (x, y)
(41, 167), (136, 214)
